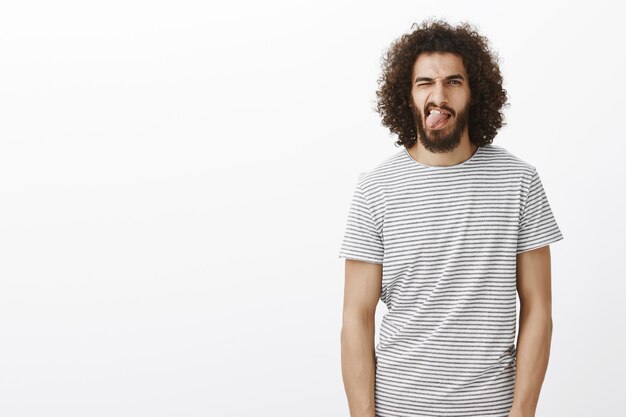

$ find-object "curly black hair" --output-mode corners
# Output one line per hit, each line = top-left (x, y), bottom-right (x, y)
(375, 18), (509, 148)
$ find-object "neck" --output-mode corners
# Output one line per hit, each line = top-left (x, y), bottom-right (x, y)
(407, 133), (477, 167)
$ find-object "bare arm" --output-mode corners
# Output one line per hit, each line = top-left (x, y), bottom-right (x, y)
(340, 259), (382, 417)
(510, 245), (554, 417)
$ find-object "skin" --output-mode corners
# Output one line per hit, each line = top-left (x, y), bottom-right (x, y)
(341, 51), (553, 417)
(510, 245), (554, 417)
(340, 259), (381, 417)
(408, 52), (477, 166)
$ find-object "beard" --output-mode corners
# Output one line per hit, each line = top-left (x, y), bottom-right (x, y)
(412, 100), (470, 153)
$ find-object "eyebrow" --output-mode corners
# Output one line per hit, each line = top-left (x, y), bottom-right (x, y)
(415, 74), (465, 83)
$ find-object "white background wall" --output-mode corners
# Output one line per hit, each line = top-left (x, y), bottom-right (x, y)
(0, 1), (623, 416)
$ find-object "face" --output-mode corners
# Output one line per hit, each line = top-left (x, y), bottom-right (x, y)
(410, 52), (471, 153)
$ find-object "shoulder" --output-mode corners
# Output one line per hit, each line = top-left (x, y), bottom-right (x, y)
(355, 148), (408, 190)
(480, 143), (537, 178)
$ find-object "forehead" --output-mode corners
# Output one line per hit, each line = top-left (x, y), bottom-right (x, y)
(412, 52), (467, 78)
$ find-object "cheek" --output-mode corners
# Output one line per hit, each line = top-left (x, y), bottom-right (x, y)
(411, 92), (426, 110)
(451, 91), (470, 108)
(461, 88), (471, 103)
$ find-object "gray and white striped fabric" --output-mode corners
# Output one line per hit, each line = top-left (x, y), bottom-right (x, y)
(338, 143), (563, 417)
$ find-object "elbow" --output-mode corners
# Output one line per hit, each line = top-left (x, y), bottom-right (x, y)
(550, 316), (554, 335)
(340, 311), (376, 341)
(342, 307), (376, 328)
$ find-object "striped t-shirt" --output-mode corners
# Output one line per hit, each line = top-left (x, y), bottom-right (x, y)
(338, 143), (564, 417)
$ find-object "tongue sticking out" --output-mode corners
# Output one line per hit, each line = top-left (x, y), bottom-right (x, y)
(426, 112), (450, 128)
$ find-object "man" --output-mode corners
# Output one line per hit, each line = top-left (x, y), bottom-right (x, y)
(339, 19), (563, 417)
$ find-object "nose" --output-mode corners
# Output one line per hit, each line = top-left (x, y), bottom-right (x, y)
(429, 79), (448, 106)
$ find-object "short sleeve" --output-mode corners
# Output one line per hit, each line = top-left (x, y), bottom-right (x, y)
(516, 168), (564, 254)
(338, 181), (384, 264)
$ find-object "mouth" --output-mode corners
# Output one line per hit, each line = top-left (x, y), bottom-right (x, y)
(425, 107), (452, 130)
